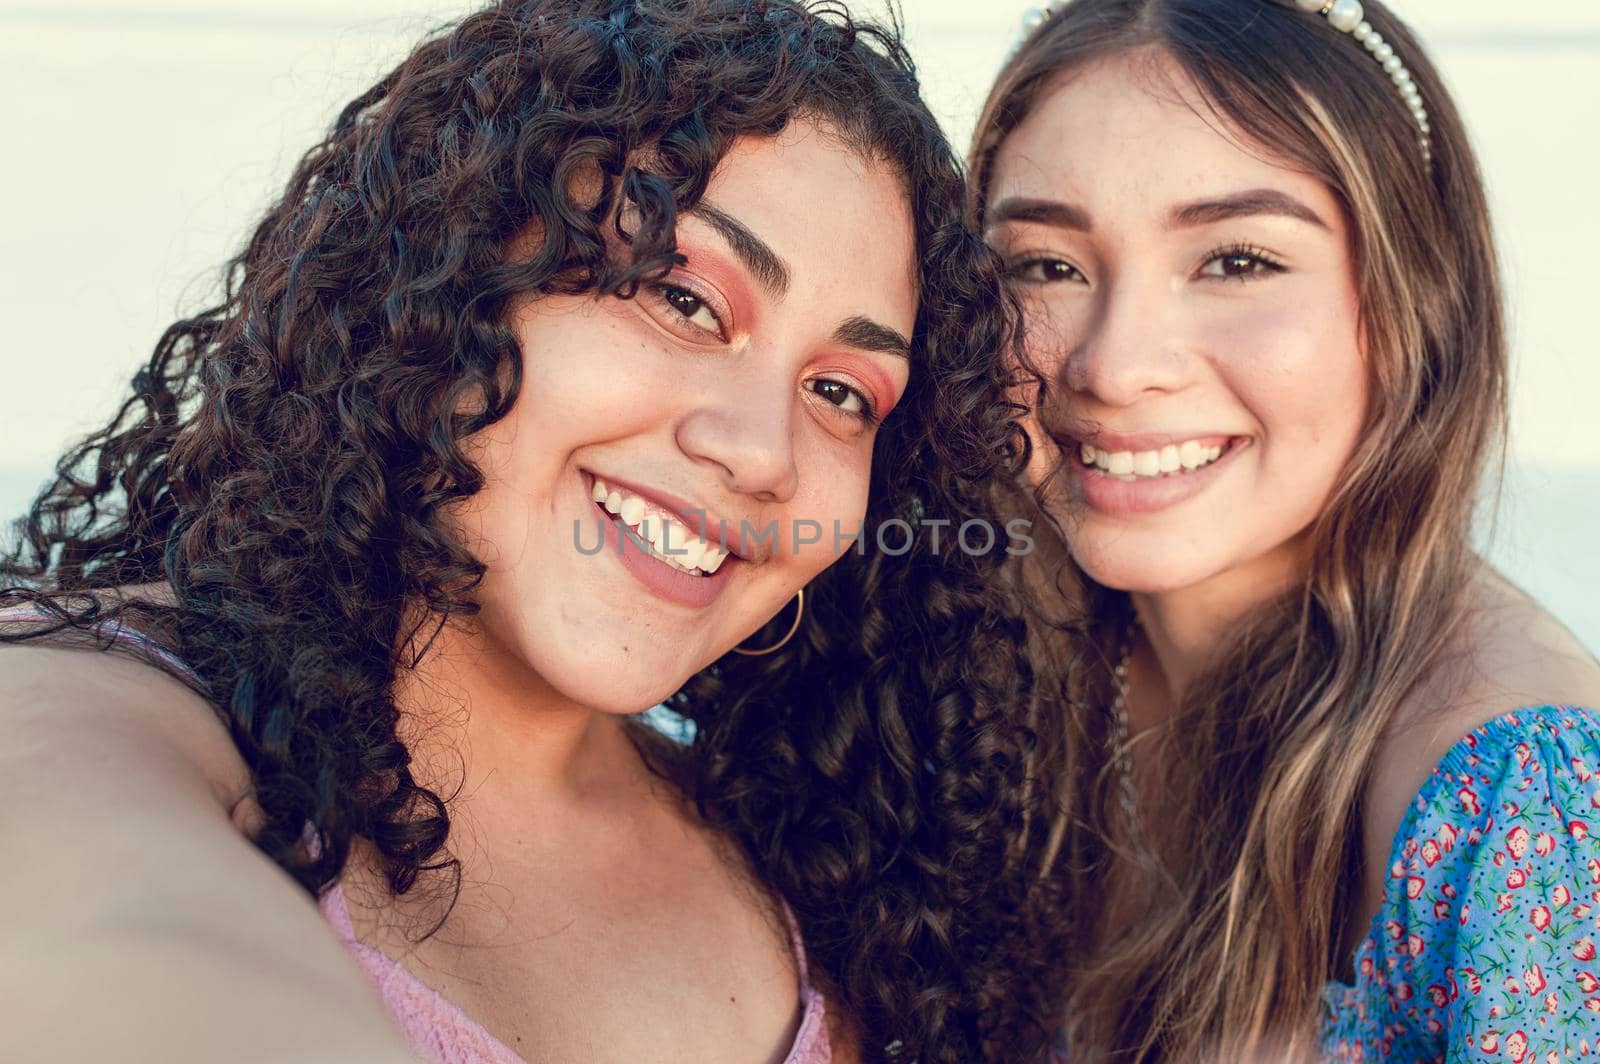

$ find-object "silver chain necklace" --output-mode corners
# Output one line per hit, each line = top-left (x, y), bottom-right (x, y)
(1108, 618), (1140, 819)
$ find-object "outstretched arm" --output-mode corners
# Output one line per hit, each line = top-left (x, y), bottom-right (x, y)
(0, 644), (413, 1064)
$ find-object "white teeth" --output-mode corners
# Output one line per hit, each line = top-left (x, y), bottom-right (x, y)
(1080, 440), (1230, 479)
(653, 514), (679, 553)
(670, 522), (707, 569)
(589, 476), (726, 575)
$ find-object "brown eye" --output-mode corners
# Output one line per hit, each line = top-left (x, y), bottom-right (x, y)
(809, 378), (874, 421)
(1198, 246), (1285, 281)
(1010, 257), (1084, 285)
(1216, 254), (1261, 277)
(658, 285), (723, 334)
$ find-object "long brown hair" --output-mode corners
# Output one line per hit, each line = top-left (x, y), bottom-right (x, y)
(971, 0), (1507, 1057)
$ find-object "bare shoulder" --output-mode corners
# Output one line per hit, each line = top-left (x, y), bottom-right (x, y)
(1385, 568), (1596, 775)
(1421, 565), (1599, 730)
(1359, 565), (1600, 910)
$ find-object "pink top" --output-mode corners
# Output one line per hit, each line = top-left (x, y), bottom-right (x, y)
(0, 604), (832, 1063)
(319, 885), (832, 1064)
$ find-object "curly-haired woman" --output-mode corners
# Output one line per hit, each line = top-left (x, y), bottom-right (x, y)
(971, 0), (1600, 1058)
(0, 3), (1066, 1061)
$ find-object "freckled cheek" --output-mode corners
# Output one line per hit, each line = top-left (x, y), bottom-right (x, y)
(1203, 300), (1352, 412)
(791, 454), (873, 567)
(521, 313), (680, 424)
(1209, 320), (1368, 492)
(1018, 299), (1079, 375)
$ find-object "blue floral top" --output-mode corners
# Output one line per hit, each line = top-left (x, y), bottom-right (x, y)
(1322, 706), (1600, 1062)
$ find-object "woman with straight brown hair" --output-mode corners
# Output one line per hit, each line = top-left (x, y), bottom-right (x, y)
(971, 0), (1600, 1059)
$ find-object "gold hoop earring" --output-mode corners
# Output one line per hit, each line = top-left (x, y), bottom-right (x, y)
(731, 588), (804, 657)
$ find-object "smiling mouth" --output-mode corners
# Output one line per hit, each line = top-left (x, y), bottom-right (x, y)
(1076, 437), (1243, 481)
(588, 475), (732, 578)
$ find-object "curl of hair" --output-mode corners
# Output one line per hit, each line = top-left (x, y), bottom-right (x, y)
(971, 0), (1506, 1059)
(1, 0), (1067, 1059)
(677, 214), (1074, 1057)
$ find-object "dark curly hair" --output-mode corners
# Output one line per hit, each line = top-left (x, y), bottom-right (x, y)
(1, 1), (1070, 1058)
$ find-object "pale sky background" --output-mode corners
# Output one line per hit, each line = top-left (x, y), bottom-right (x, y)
(1, 0), (1597, 650)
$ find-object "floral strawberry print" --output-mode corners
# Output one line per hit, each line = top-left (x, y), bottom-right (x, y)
(1322, 707), (1600, 1062)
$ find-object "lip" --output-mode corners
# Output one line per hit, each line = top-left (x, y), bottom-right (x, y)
(583, 469), (756, 561)
(1070, 428), (1235, 453)
(587, 493), (740, 608)
(1068, 436), (1251, 516)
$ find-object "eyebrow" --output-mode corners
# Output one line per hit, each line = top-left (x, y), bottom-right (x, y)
(1169, 189), (1328, 229)
(689, 201), (791, 296)
(984, 197), (1092, 233)
(689, 201), (910, 362)
(984, 189), (1329, 234)
(833, 315), (912, 361)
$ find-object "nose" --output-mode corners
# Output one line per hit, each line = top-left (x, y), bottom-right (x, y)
(674, 369), (800, 504)
(1060, 277), (1188, 409)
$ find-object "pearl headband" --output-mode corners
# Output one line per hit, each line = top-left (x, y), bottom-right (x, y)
(1011, 0), (1433, 164)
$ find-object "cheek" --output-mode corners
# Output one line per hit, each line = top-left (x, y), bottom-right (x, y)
(790, 444), (874, 569)
(1219, 304), (1368, 504)
(519, 304), (658, 424)
(1018, 294), (1078, 371)
(437, 412), (532, 567)
(1013, 296), (1077, 490)
(462, 306), (670, 585)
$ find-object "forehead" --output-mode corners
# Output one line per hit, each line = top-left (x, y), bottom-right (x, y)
(990, 47), (1338, 224)
(697, 119), (918, 327)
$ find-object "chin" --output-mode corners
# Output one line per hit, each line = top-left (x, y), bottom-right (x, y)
(554, 672), (687, 716)
(1068, 539), (1223, 598)
(493, 615), (690, 715)
(548, 653), (698, 716)
(489, 584), (710, 712)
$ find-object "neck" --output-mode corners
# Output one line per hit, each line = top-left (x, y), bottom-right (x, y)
(1127, 538), (1308, 708)
(394, 617), (640, 817)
